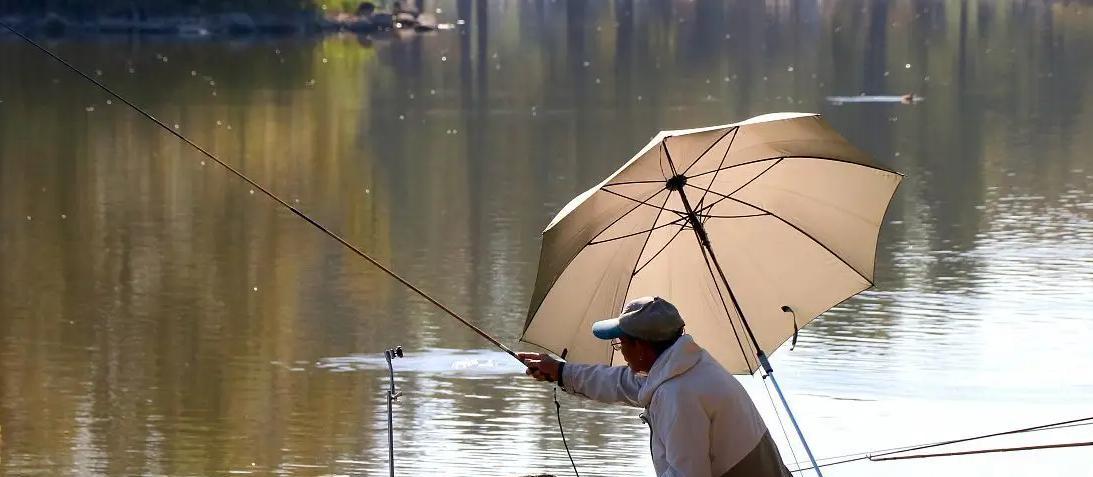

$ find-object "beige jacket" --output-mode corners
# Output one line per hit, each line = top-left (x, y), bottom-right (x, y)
(561, 335), (791, 477)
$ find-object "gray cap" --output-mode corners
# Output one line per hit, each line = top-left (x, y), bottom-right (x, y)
(591, 296), (685, 341)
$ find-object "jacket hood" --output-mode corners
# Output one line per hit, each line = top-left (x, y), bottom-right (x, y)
(637, 334), (703, 406)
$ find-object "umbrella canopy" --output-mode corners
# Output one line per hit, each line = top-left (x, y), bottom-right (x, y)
(521, 113), (902, 374)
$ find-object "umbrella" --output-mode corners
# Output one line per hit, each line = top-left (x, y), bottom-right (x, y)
(520, 112), (901, 474)
(521, 112), (900, 371)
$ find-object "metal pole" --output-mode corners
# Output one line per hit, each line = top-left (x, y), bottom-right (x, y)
(762, 356), (824, 476)
(387, 388), (394, 477)
(667, 173), (824, 476)
(385, 346), (403, 477)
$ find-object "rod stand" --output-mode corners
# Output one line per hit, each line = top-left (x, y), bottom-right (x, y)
(384, 346), (404, 477)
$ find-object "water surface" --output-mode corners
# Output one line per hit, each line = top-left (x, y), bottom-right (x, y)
(2, 1), (1093, 476)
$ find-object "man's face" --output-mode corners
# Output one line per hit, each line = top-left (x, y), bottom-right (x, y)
(615, 335), (653, 373)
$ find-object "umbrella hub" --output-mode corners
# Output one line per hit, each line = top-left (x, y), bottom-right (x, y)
(665, 174), (687, 191)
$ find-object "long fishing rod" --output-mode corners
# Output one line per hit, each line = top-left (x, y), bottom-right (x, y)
(789, 414), (1093, 472)
(1, 21), (522, 364)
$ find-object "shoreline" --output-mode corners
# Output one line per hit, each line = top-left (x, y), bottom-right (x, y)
(0, 11), (443, 37)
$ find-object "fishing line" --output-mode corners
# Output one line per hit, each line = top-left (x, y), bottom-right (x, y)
(553, 386), (581, 477)
(0, 21), (522, 364)
(788, 414), (1093, 472)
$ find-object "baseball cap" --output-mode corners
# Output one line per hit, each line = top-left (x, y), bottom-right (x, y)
(591, 296), (685, 341)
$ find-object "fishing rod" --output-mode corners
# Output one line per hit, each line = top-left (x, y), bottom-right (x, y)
(5, 23), (585, 476)
(0, 21), (522, 365)
(789, 414), (1093, 472)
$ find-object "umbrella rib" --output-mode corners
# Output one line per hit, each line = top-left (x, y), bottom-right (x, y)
(561, 190), (674, 365)
(663, 139), (680, 175)
(683, 183), (874, 286)
(586, 188), (674, 245)
(632, 222), (688, 277)
(589, 216), (689, 246)
(688, 157), (780, 221)
(702, 213), (769, 219)
(617, 189), (675, 354)
(692, 130), (746, 213)
(682, 126), (739, 177)
(698, 158), (782, 216)
(687, 155), (902, 181)
(598, 187), (673, 211)
(603, 179), (667, 187)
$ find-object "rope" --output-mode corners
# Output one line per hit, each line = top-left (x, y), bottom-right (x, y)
(0, 20), (523, 365)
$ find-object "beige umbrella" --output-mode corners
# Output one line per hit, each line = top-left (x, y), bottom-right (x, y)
(520, 113), (901, 474)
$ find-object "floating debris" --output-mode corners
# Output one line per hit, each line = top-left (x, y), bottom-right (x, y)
(826, 94), (923, 105)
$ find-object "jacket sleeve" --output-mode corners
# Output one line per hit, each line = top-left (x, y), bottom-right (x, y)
(560, 363), (644, 407)
(652, 387), (712, 477)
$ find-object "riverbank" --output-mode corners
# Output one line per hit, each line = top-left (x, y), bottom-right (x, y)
(0, 10), (442, 37)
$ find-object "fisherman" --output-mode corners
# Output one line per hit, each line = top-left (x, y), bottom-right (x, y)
(519, 296), (793, 477)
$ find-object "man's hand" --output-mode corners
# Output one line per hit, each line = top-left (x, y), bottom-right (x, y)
(517, 352), (561, 383)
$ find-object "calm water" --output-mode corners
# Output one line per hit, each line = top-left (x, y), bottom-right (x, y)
(2, 1), (1093, 476)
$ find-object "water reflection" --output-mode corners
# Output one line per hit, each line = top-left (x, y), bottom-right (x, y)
(2, 0), (1092, 475)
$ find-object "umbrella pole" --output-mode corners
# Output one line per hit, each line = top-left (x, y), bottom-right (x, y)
(668, 177), (824, 476)
(761, 355), (824, 477)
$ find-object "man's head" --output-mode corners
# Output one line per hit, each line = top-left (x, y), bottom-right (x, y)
(591, 297), (685, 373)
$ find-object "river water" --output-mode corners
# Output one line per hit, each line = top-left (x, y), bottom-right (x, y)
(2, 1), (1092, 476)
